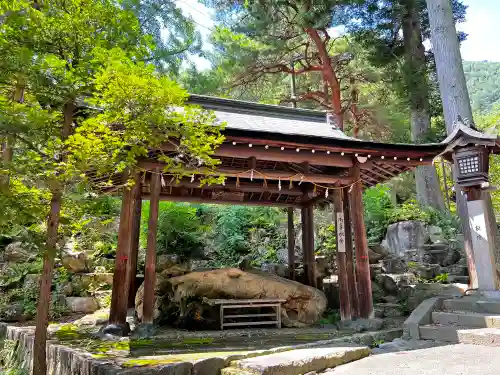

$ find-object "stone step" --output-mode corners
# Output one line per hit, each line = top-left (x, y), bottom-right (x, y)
(222, 345), (370, 375)
(419, 325), (500, 347)
(418, 324), (460, 343)
(432, 311), (500, 328)
(442, 298), (500, 314)
(447, 275), (469, 284)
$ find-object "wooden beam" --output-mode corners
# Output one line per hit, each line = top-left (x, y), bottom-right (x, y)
(216, 144), (354, 168)
(163, 179), (304, 196)
(334, 190), (351, 321)
(343, 187), (358, 318)
(143, 168), (161, 325)
(225, 136), (441, 160)
(287, 207), (295, 280)
(142, 194), (302, 208)
(362, 166), (392, 181)
(350, 164), (373, 319)
(138, 160), (353, 185)
(161, 143), (354, 168)
(127, 175), (142, 308)
(108, 171), (140, 332)
(372, 163), (397, 178)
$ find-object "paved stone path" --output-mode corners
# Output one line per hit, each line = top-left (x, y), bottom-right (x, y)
(325, 344), (500, 375)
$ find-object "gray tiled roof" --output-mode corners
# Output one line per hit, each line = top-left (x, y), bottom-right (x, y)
(187, 94), (358, 141)
(213, 109), (357, 140)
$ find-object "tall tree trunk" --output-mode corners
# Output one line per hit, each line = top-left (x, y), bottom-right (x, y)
(32, 101), (74, 375)
(402, 0), (445, 211)
(426, 0), (494, 288)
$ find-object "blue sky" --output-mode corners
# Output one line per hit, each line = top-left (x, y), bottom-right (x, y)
(458, 0), (500, 62)
(176, 0), (500, 69)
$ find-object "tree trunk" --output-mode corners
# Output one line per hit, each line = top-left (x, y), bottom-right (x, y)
(305, 28), (344, 130)
(32, 189), (61, 375)
(426, 0), (490, 288)
(32, 101), (74, 375)
(402, 0), (445, 211)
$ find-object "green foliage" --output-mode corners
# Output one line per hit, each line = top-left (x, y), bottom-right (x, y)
(210, 206), (286, 267)
(122, 0), (203, 75)
(464, 61), (500, 113)
(141, 201), (209, 262)
(363, 185), (393, 243)
(319, 310), (340, 325)
(434, 273), (449, 283)
(363, 185), (460, 243)
(0, 261), (43, 289)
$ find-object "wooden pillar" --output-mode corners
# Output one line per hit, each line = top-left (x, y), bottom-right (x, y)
(306, 204), (317, 288)
(343, 187), (359, 318)
(301, 206), (310, 286)
(127, 176), (142, 308)
(107, 172), (141, 334)
(142, 169), (161, 325)
(350, 165), (373, 319)
(333, 190), (351, 321)
(287, 207), (295, 280)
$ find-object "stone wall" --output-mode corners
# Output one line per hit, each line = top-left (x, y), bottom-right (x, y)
(0, 323), (123, 375)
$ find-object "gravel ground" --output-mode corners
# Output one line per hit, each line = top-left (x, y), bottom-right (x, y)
(325, 344), (500, 375)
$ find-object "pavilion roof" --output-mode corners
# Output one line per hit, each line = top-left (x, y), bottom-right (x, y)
(187, 94), (356, 141)
(101, 95), (454, 207)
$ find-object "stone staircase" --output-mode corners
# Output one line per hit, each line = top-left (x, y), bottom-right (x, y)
(417, 296), (500, 346)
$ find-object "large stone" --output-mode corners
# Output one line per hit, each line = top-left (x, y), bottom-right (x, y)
(406, 283), (466, 310)
(382, 273), (417, 287)
(415, 264), (441, 279)
(377, 275), (398, 294)
(135, 274), (171, 322)
(65, 297), (99, 313)
(380, 258), (407, 274)
(61, 252), (92, 273)
(338, 318), (384, 332)
(428, 225), (445, 243)
(382, 221), (429, 258)
(156, 254), (181, 273)
(0, 302), (28, 322)
(368, 248), (385, 264)
(4, 242), (33, 263)
(71, 273), (114, 295)
(23, 274), (40, 289)
(168, 268), (327, 327)
(73, 308), (110, 326)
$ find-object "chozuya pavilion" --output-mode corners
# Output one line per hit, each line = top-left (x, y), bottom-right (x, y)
(102, 95), (500, 336)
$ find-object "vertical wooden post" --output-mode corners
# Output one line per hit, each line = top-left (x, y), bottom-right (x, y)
(143, 169), (161, 325)
(127, 175), (142, 308)
(106, 172), (140, 335)
(350, 165), (373, 319)
(301, 206), (311, 286)
(343, 187), (359, 318)
(287, 207), (295, 280)
(306, 204), (317, 288)
(333, 190), (351, 320)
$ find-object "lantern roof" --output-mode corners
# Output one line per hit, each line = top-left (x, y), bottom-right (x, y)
(441, 117), (498, 151)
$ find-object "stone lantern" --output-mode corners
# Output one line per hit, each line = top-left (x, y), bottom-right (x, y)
(452, 146), (490, 188)
(441, 118), (500, 297)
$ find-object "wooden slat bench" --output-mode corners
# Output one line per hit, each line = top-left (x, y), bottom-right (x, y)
(207, 299), (286, 330)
